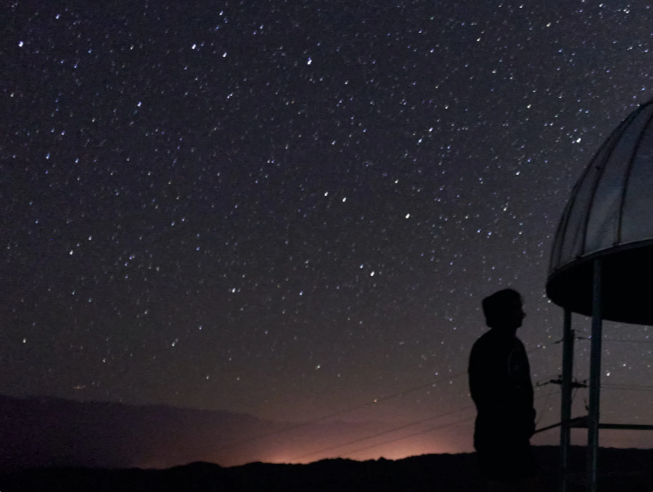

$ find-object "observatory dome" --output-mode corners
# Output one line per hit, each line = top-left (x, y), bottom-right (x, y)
(547, 100), (653, 325)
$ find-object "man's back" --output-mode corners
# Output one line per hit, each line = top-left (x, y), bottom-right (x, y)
(469, 329), (535, 448)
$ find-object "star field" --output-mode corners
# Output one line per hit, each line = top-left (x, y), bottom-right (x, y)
(3, 0), (653, 458)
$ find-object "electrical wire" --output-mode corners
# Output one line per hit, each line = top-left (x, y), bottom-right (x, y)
(603, 338), (653, 345)
(342, 414), (476, 460)
(535, 387), (558, 428)
(213, 371), (469, 452)
(290, 402), (475, 461)
(602, 384), (653, 393)
(293, 383), (558, 461)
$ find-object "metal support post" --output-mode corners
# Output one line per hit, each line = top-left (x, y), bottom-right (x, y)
(560, 309), (573, 492)
(587, 259), (603, 492)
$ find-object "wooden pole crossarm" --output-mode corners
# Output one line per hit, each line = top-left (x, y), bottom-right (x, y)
(562, 417), (653, 431)
(598, 423), (653, 431)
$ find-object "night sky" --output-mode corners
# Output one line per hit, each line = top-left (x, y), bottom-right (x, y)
(3, 0), (653, 462)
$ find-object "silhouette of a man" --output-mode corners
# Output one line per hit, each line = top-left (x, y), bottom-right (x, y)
(469, 289), (538, 491)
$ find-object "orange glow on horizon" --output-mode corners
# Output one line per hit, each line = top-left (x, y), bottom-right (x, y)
(264, 439), (459, 466)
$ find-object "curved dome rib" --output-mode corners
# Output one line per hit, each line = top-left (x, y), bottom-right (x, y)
(547, 100), (653, 325)
(616, 109), (653, 245)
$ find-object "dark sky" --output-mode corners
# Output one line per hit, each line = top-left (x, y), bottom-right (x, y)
(3, 0), (653, 461)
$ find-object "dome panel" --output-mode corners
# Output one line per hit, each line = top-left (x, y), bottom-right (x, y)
(547, 100), (653, 324)
(622, 114), (653, 244)
(583, 152), (623, 255)
(557, 159), (601, 263)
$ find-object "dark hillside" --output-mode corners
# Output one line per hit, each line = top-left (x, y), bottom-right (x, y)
(4, 447), (653, 492)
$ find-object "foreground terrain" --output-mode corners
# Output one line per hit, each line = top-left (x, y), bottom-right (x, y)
(3, 447), (653, 491)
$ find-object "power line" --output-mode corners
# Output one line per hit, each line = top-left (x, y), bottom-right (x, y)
(602, 384), (653, 393)
(342, 414), (476, 460)
(213, 371), (469, 453)
(293, 381), (556, 462)
(290, 402), (475, 461)
(603, 338), (653, 345)
(535, 387), (558, 428)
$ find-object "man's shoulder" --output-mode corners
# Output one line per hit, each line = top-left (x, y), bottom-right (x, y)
(513, 336), (526, 348)
(470, 330), (496, 360)
(471, 329), (518, 356)
(473, 329), (498, 348)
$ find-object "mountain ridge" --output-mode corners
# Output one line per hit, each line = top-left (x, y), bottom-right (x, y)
(0, 393), (395, 469)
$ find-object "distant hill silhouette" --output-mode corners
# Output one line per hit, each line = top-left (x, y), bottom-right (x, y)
(3, 447), (653, 492)
(3, 395), (653, 491)
(0, 394), (394, 469)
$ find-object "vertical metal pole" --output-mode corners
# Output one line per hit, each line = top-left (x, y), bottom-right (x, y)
(587, 259), (603, 492)
(560, 309), (573, 492)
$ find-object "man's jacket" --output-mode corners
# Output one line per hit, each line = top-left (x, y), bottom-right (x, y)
(468, 328), (535, 449)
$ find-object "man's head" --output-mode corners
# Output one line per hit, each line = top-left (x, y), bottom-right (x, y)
(482, 288), (525, 331)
